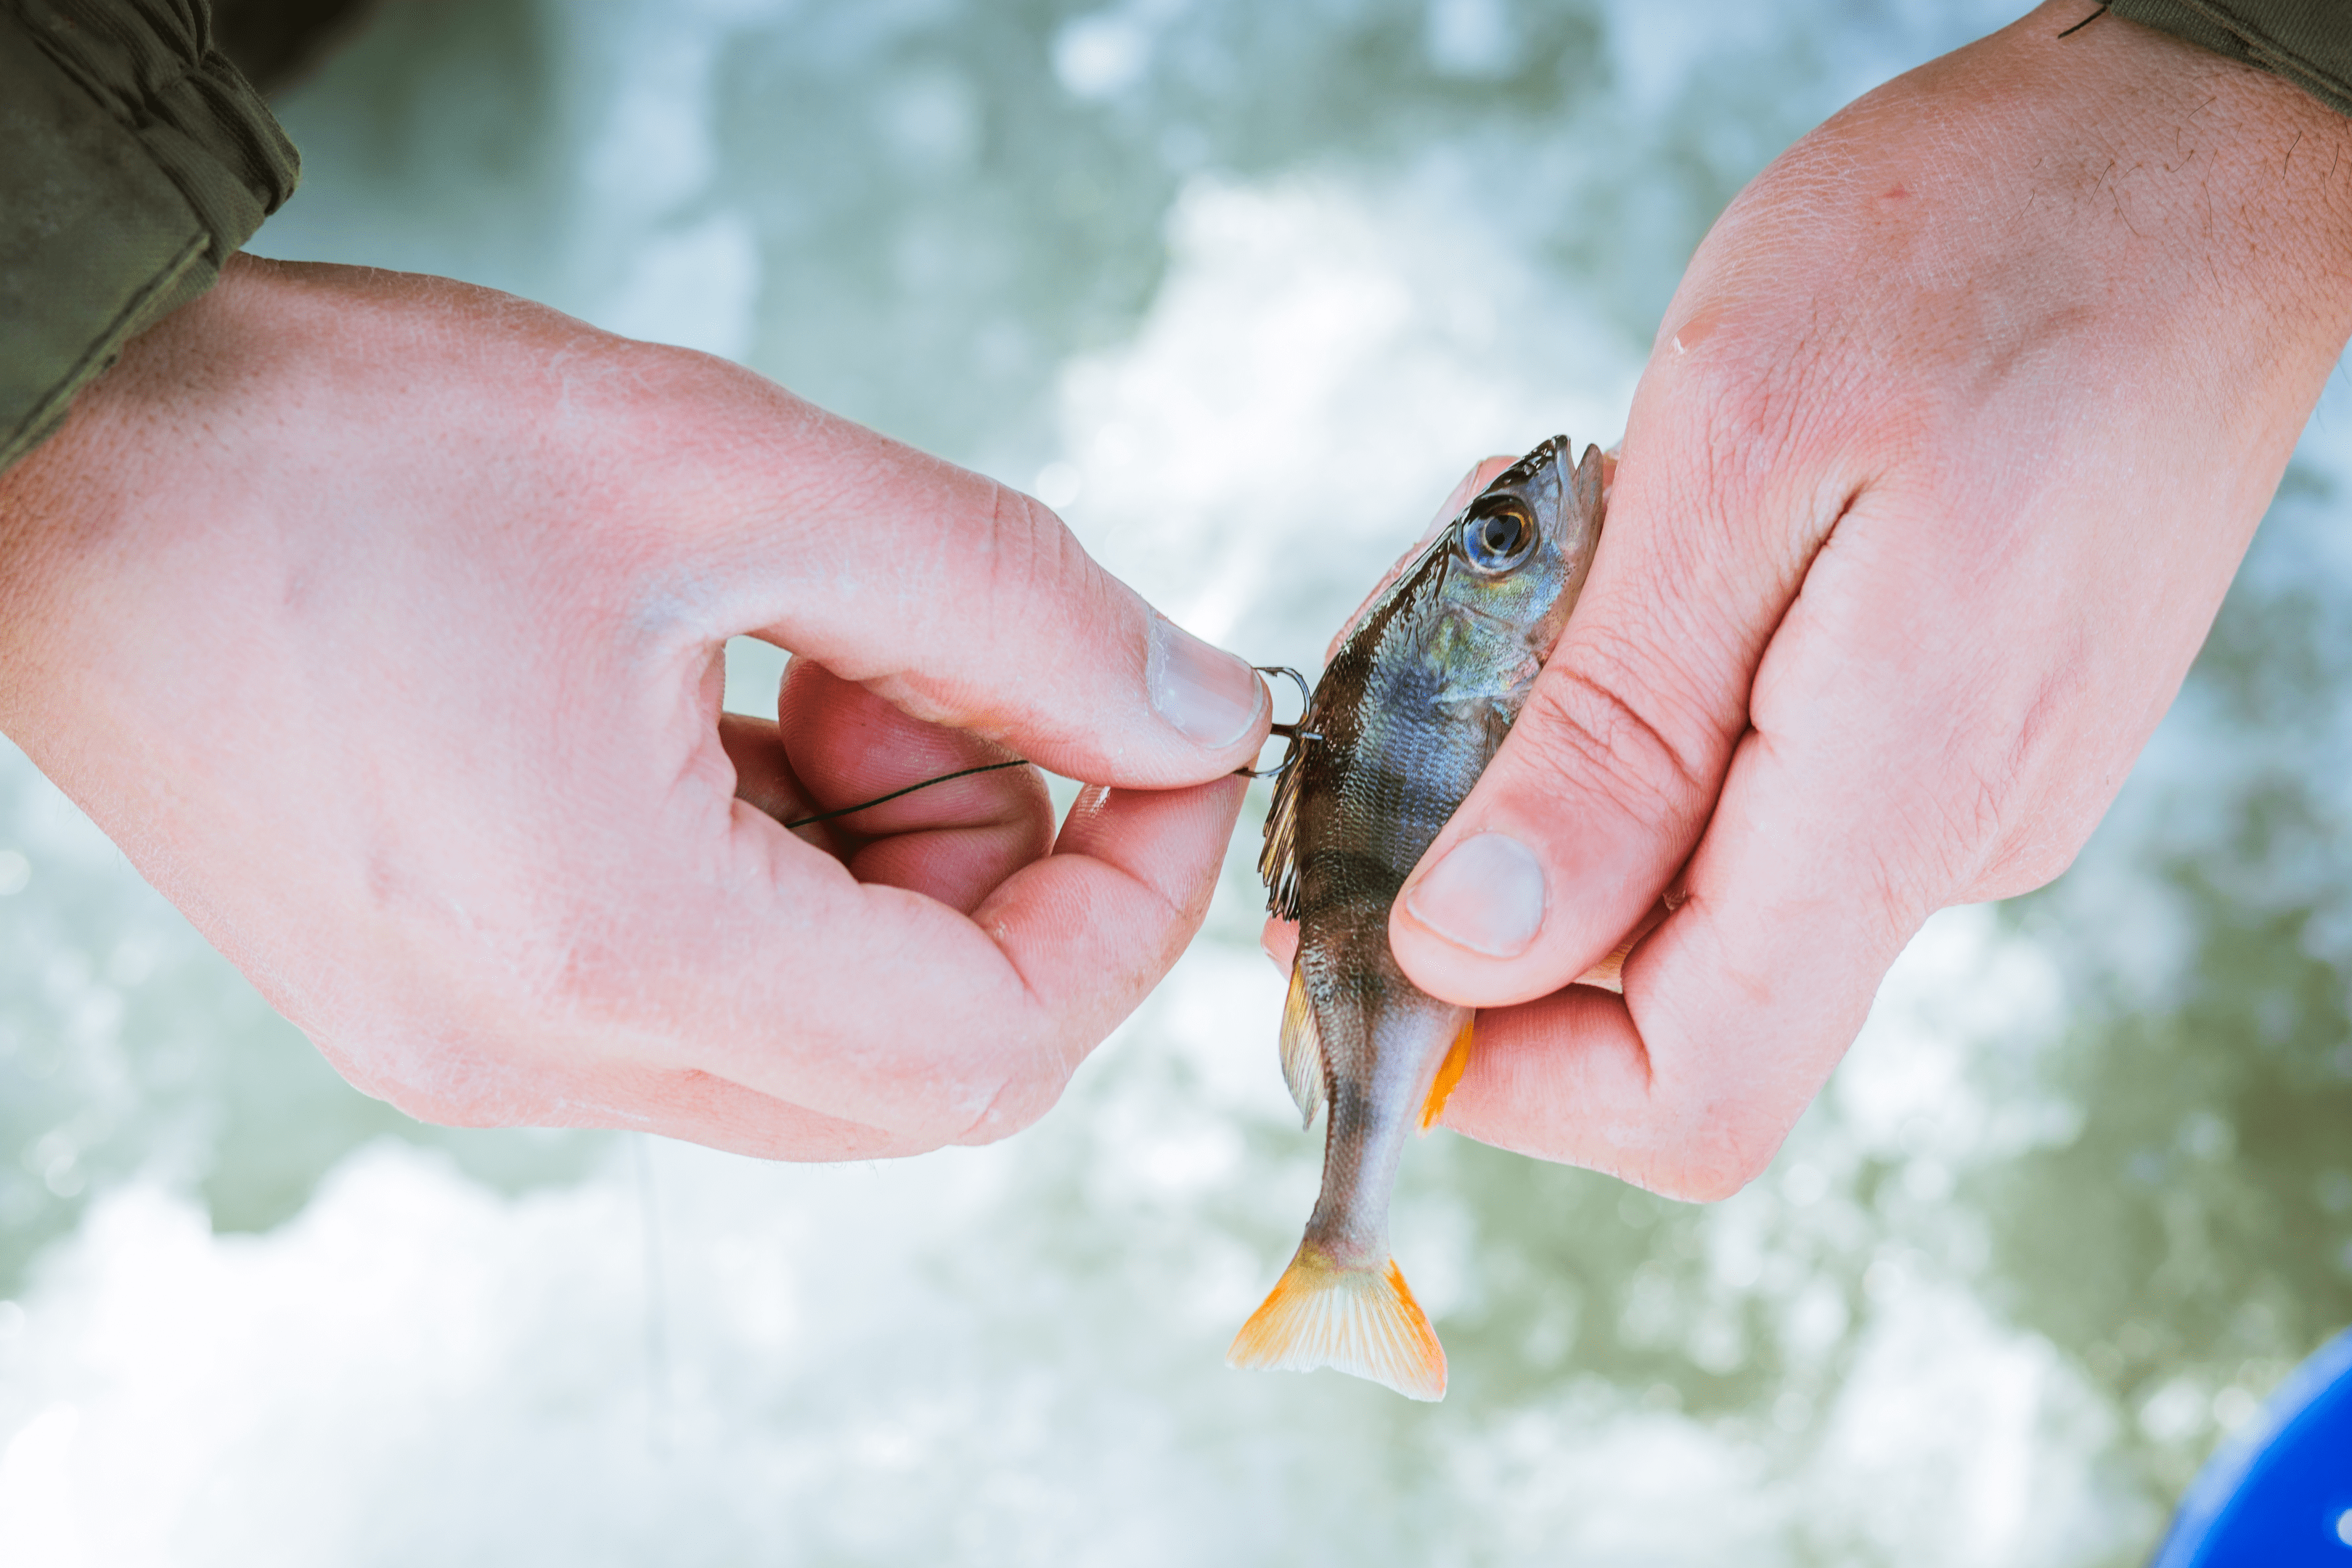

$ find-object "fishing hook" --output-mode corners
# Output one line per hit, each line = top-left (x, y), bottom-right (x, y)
(1237, 665), (1321, 779)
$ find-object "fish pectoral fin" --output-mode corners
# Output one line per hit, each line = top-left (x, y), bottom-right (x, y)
(1574, 441), (1606, 523)
(1574, 934), (1638, 993)
(1279, 963), (1326, 1130)
(1573, 900), (1670, 993)
(1227, 1244), (1447, 1402)
(1418, 1013), (1474, 1133)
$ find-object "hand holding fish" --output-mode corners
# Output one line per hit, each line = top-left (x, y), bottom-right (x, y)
(1384, 7), (2352, 1196)
(0, 257), (1269, 1159)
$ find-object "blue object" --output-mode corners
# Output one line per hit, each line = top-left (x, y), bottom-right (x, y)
(2152, 1326), (2352, 1566)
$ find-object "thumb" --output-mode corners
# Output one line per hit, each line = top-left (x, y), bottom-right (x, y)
(1387, 348), (1847, 1005)
(642, 364), (1269, 788)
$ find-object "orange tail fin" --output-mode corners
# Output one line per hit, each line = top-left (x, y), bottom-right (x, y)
(1419, 1013), (1474, 1132)
(1226, 1244), (1446, 1400)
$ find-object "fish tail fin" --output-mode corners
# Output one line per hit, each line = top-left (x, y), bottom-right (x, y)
(1418, 1013), (1474, 1133)
(1226, 1244), (1446, 1400)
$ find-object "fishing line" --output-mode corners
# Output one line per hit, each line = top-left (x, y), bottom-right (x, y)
(781, 760), (1031, 830)
(777, 666), (1320, 826)
(633, 1132), (671, 1457)
(2055, 3), (2107, 37)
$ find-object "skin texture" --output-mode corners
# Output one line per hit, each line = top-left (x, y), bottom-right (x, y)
(0, 257), (1268, 1161)
(1376, 5), (2352, 1199)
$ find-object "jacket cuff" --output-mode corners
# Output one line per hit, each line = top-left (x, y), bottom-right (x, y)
(0, 0), (298, 473)
(2107, 0), (2352, 118)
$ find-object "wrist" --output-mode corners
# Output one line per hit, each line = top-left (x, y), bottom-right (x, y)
(2033, 1), (2352, 346)
(1655, 1), (2352, 501)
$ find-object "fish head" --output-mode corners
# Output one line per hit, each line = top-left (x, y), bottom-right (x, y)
(1441, 435), (1606, 667)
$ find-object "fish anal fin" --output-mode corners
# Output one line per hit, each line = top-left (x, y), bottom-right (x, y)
(1279, 963), (1326, 1130)
(1419, 1013), (1474, 1132)
(1227, 1245), (1446, 1402)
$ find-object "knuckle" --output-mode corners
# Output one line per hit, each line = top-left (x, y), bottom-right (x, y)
(1632, 1016), (1811, 1203)
(981, 482), (1085, 601)
(1964, 838), (2080, 902)
(1934, 765), (2015, 888)
(1948, 676), (2104, 901)
(1658, 322), (1906, 569)
(1638, 1117), (1784, 1203)
(972, 483), (1110, 656)
(1893, 711), (2054, 912)
(955, 1060), (1068, 1146)
(1961, 785), (2096, 899)
(1514, 653), (1711, 832)
(358, 1043), (518, 1130)
(1674, 333), (1829, 491)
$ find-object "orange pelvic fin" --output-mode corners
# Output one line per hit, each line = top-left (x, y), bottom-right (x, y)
(1574, 934), (1637, 993)
(1418, 1013), (1474, 1132)
(1575, 899), (1673, 993)
(1226, 1244), (1446, 1401)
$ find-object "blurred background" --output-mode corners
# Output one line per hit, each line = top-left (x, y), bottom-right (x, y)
(4, 0), (2351, 1561)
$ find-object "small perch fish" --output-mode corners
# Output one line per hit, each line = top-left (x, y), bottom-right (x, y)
(1228, 436), (1607, 1401)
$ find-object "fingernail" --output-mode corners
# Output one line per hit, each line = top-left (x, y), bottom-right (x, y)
(1405, 833), (1545, 957)
(1147, 616), (1263, 749)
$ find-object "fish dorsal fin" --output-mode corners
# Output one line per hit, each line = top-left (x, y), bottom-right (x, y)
(1258, 732), (1304, 920)
(1279, 962), (1326, 1130)
(1228, 1246), (1447, 1401)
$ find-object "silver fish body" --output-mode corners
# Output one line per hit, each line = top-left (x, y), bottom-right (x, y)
(1230, 436), (1606, 1400)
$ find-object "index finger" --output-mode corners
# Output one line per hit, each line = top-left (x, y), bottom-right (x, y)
(618, 357), (1270, 789)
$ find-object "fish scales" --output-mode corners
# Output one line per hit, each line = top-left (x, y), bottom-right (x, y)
(1230, 436), (1606, 1401)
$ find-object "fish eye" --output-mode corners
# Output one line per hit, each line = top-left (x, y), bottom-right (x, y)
(1461, 499), (1538, 573)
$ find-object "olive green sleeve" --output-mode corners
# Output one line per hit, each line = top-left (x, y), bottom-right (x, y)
(2107, 0), (2352, 117)
(0, 0), (298, 474)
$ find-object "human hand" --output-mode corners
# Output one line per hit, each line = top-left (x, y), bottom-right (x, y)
(0, 257), (1267, 1159)
(1379, 4), (2352, 1196)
